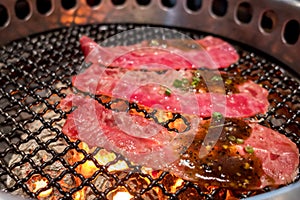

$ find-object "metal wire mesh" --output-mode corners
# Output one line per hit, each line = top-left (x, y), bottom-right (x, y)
(0, 24), (299, 200)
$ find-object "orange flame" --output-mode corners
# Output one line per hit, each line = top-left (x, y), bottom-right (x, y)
(107, 187), (133, 200)
(113, 191), (133, 200)
(70, 142), (130, 199)
(27, 175), (53, 198)
(26, 141), (183, 199)
(74, 142), (129, 179)
(72, 188), (86, 200)
(170, 178), (184, 193)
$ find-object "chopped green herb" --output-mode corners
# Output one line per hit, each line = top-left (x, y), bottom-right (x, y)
(182, 78), (189, 86)
(191, 77), (200, 86)
(165, 88), (172, 96)
(172, 78), (191, 91)
(244, 146), (254, 154)
(191, 81), (198, 87)
(212, 112), (223, 121)
(211, 75), (223, 81)
(192, 76), (201, 82)
(236, 138), (244, 144)
(228, 135), (236, 142)
(173, 79), (183, 88)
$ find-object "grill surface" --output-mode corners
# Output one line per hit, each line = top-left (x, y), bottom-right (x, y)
(0, 24), (299, 200)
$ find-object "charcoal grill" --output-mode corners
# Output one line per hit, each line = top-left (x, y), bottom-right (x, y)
(0, 0), (299, 199)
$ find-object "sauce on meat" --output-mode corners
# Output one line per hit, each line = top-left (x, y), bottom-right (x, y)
(172, 69), (248, 94)
(60, 95), (298, 190)
(173, 118), (265, 189)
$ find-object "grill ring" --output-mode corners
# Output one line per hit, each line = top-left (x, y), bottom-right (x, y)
(0, 0), (299, 75)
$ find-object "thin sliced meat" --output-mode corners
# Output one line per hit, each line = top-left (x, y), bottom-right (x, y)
(72, 65), (269, 118)
(239, 123), (299, 187)
(60, 94), (198, 169)
(80, 35), (239, 70)
(170, 119), (299, 189)
(196, 36), (240, 69)
(59, 95), (299, 190)
(128, 81), (268, 118)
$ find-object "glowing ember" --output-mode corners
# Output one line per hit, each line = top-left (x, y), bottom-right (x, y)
(170, 178), (184, 193)
(94, 149), (116, 165)
(73, 142), (130, 179)
(65, 139), (184, 199)
(107, 187), (133, 200)
(113, 191), (133, 200)
(107, 160), (129, 172)
(65, 142), (132, 199)
(27, 175), (53, 198)
(77, 159), (98, 178)
(72, 188), (86, 200)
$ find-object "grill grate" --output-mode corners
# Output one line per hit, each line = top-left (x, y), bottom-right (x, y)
(0, 24), (299, 200)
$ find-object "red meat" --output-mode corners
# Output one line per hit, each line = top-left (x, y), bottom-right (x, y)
(72, 65), (269, 118)
(60, 94), (198, 168)
(59, 95), (299, 190)
(80, 35), (239, 70)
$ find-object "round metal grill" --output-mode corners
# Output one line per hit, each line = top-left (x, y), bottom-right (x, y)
(0, 24), (299, 200)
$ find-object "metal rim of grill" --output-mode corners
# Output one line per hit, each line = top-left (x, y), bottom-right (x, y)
(0, 0), (299, 75)
(0, 0), (299, 200)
